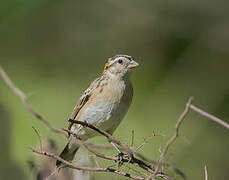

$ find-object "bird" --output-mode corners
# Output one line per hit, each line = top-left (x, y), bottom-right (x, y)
(56, 55), (139, 166)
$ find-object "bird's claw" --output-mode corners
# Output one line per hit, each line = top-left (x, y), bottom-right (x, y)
(117, 152), (128, 166)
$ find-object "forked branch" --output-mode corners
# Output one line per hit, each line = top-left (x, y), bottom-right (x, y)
(0, 66), (66, 137)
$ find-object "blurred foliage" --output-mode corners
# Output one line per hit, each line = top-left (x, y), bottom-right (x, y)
(0, 0), (229, 179)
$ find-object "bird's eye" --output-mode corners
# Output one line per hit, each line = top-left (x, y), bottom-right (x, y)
(118, 59), (123, 64)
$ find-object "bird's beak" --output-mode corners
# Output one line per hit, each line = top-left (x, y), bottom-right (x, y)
(128, 60), (139, 68)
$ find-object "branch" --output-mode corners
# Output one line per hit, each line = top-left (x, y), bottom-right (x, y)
(147, 97), (193, 180)
(0, 66), (66, 137)
(32, 126), (43, 151)
(68, 119), (134, 158)
(135, 152), (187, 180)
(135, 132), (156, 152)
(62, 128), (118, 161)
(67, 120), (180, 180)
(63, 127), (155, 174)
(190, 104), (229, 129)
(32, 147), (174, 180)
(157, 98), (193, 169)
(32, 148), (144, 180)
(146, 96), (229, 180)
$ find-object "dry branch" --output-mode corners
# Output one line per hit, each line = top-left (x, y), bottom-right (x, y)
(0, 66), (66, 137)
(135, 152), (187, 180)
(62, 128), (118, 162)
(32, 126), (43, 151)
(135, 133), (155, 152)
(31, 148), (173, 180)
(32, 148), (144, 180)
(190, 104), (229, 129)
(64, 127), (187, 180)
(68, 119), (134, 158)
(150, 97), (193, 180)
(65, 122), (155, 173)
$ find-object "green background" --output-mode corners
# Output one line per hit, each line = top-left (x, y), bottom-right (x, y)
(0, 0), (229, 179)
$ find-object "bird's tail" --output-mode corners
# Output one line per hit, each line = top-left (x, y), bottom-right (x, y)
(56, 140), (80, 167)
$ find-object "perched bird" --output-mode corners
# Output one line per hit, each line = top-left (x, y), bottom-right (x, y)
(56, 55), (139, 166)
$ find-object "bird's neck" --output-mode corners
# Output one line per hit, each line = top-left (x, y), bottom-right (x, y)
(102, 71), (131, 82)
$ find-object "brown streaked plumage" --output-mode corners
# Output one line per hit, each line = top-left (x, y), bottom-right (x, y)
(56, 55), (139, 166)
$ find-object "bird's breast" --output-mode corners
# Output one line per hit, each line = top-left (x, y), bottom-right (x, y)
(78, 78), (132, 127)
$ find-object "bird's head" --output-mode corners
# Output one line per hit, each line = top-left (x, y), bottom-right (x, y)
(103, 54), (139, 77)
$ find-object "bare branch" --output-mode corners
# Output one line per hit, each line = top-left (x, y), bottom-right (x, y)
(32, 148), (144, 180)
(131, 130), (135, 147)
(136, 132), (155, 152)
(68, 119), (134, 158)
(148, 97), (193, 180)
(68, 120), (168, 175)
(32, 126), (43, 151)
(190, 104), (229, 129)
(64, 127), (186, 180)
(157, 97), (193, 166)
(63, 128), (154, 174)
(66, 133), (117, 162)
(135, 152), (187, 180)
(0, 66), (66, 137)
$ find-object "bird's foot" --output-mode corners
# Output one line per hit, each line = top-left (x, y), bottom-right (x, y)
(116, 152), (129, 166)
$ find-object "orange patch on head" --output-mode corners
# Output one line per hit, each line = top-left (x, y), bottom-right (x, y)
(104, 62), (111, 70)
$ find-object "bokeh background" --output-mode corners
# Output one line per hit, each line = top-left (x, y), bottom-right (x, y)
(0, 0), (229, 179)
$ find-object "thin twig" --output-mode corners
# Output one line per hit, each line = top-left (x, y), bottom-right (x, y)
(126, 166), (148, 178)
(33, 147), (172, 180)
(204, 165), (208, 180)
(0, 66), (66, 137)
(64, 127), (172, 179)
(136, 132), (155, 152)
(67, 120), (160, 174)
(147, 97), (193, 180)
(63, 128), (120, 162)
(64, 128), (152, 171)
(67, 127), (184, 180)
(65, 129), (169, 180)
(68, 119), (134, 158)
(135, 152), (187, 180)
(190, 104), (229, 129)
(131, 130), (135, 147)
(45, 167), (60, 180)
(157, 97), (193, 167)
(32, 148), (144, 180)
(32, 126), (43, 151)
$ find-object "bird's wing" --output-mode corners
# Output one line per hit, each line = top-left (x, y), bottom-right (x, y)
(68, 77), (101, 131)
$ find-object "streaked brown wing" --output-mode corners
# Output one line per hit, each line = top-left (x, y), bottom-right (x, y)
(67, 77), (100, 131)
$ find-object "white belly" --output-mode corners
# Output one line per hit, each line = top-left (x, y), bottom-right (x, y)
(82, 101), (116, 125)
